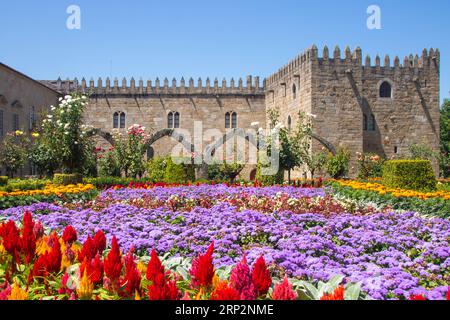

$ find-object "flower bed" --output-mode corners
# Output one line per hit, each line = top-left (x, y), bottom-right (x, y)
(1, 185), (449, 300)
(0, 183), (97, 209)
(329, 180), (450, 218)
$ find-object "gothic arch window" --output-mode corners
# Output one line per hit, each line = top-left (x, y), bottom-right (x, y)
(113, 111), (126, 129)
(167, 111), (180, 129)
(379, 81), (392, 98)
(225, 112), (231, 129)
(292, 84), (297, 100)
(174, 112), (180, 128)
(288, 115), (292, 131)
(231, 112), (237, 129)
(363, 114), (368, 131)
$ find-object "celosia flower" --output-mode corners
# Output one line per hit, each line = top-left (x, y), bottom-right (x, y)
(93, 230), (106, 255)
(33, 221), (44, 240)
(146, 250), (165, 284)
(120, 249), (141, 298)
(8, 281), (28, 300)
(62, 226), (77, 245)
(0, 283), (12, 301)
(252, 256), (272, 297)
(211, 281), (241, 300)
(146, 250), (179, 300)
(77, 270), (94, 300)
(230, 255), (256, 300)
(19, 211), (36, 264)
(447, 288), (450, 300)
(33, 232), (62, 279)
(272, 277), (297, 301)
(78, 235), (95, 262)
(80, 254), (104, 285)
(0, 220), (20, 260)
(320, 286), (345, 300)
(104, 236), (122, 289)
(190, 242), (215, 288)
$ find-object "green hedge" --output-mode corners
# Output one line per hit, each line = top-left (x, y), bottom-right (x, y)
(382, 160), (437, 192)
(163, 157), (195, 184)
(0, 176), (8, 186)
(53, 174), (83, 186)
(0, 179), (49, 192)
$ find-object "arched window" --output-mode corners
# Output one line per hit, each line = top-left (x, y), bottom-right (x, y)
(113, 112), (119, 128)
(363, 114), (368, 131)
(168, 112), (174, 128)
(120, 112), (126, 129)
(147, 146), (154, 160)
(231, 112), (237, 129)
(288, 115), (292, 131)
(225, 112), (231, 129)
(370, 114), (376, 131)
(292, 84), (297, 100)
(113, 112), (126, 129)
(380, 81), (392, 98)
(174, 112), (180, 128)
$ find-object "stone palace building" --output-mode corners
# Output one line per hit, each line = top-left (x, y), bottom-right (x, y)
(0, 45), (441, 178)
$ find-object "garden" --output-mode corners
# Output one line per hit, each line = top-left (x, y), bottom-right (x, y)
(0, 95), (449, 300)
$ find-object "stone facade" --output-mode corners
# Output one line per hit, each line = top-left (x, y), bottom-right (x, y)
(0, 45), (441, 179)
(0, 63), (60, 176)
(266, 45), (441, 177)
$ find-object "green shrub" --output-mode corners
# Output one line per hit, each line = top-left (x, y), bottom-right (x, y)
(0, 176), (8, 186)
(357, 153), (385, 179)
(256, 162), (284, 185)
(53, 173), (83, 186)
(163, 157), (195, 184)
(1, 179), (48, 192)
(382, 160), (437, 191)
(325, 148), (351, 179)
(146, 157), (167, 182)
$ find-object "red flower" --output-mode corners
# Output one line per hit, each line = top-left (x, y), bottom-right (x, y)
(104, 236), (122, 288)
(0, 220), (20, 259)
(33, 233), (62, 279)
(93, 230), (106, 255)
(409, 294), (427, 301)
(146, 250), (180, 300)
(190, 242), (215, 288)
(62, 226), (77, 245)
(80, 254), (104, 285)
(320, 286), (345, 300)
(252, 256), (272, 297)
(20, 211), (36, 264)
(120, 249), (142, 298)
(447, 288), (450, 300)
(78, 235), (96, 262)
(230, 256), (256, 300)
(211, 282), (241, 300)
(272, 277), (297, 301)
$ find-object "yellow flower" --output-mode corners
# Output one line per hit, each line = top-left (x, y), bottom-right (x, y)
(212, 274), (221, 289)
(137, 261), (147, 274)
(31, 132), (40, 138)
(8, 281), (28, 300)
(77, 270), (94, 300)
(135, 290), (141, 300)
(36, 236), (51, 256)
(15, 130), (24, 136)
(194, 288), (207, 300)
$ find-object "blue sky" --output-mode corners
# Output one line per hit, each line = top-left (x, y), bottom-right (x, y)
(0, 0), (448, 102)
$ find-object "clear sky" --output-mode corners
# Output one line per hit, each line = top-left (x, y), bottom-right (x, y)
(0, 0), (448, 102)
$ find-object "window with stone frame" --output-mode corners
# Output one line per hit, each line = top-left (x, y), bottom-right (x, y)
(174, 112), (180, 128)
(225, 112), (231, 129)
(231, 112), (238, 129)
(363, 114), (368, 131)
(168, 112), (174, 129)
(13, 114), (19, 131)
(292, 84), (297, 100)
(370, 114), (376, 131)
(119, 112), (126, 129)
(380, 81), (392, 98)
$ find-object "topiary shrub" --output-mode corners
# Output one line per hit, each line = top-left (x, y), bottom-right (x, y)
(0, 176), (8, 186)
(53, 173), (83, 186)
(146, 157), (167, 182)
(382, 160), (437, 191)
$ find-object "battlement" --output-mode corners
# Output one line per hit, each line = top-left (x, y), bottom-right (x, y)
(42, 76), (266, 96)
(266, 45), (440, 86)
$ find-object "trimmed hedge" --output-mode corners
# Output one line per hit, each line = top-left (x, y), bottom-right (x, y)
(0, 176), (8, 186)
(53, 174), (83, 186)
(382, 160), (437, 192)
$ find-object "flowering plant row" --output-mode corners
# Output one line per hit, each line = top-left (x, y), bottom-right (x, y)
(0, 212), (375, 301)
(0, 184), (97, 210)
(329, 181), (450, 218)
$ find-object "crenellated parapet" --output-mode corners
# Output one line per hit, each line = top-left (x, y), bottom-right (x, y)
(266, 44), (440, 87)
(42, 76), (266, 96)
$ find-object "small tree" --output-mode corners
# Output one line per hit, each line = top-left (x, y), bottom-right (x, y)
(325, 147), (351, 179)
(440, 99), (450, 177)
(0, 131), (29, 178)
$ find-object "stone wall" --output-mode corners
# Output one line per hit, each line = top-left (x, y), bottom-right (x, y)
(0, 63), (60, 177)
